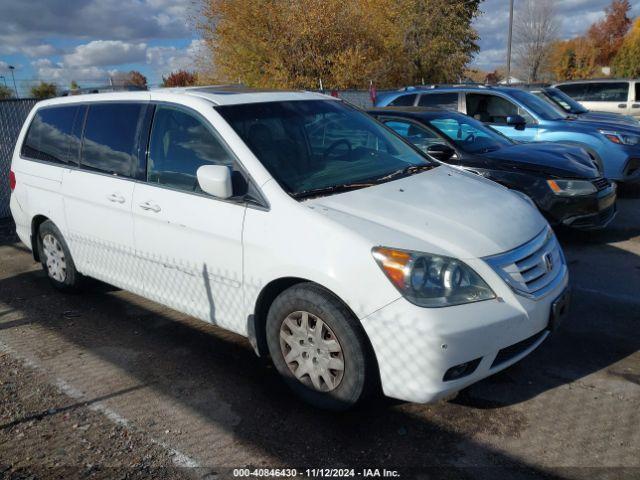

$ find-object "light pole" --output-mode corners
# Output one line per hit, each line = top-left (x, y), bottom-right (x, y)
(8, 65), (18, 98)
(506, 0), (514, 85)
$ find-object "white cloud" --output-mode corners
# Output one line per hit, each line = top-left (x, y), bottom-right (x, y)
(22, 44), (59, 58)
(146, 39), (205, 76)
(32, 57), (112, 85)
(63, 40), (147, 67)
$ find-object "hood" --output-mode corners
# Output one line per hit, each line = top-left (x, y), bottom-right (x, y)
(558, 116), (640, 135)
(306, 166), (547, 259)
(478, 142), (599, 179)
(577, 111), (640, 128)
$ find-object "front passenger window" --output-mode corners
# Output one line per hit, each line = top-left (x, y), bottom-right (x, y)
(148, 106), (234, 193)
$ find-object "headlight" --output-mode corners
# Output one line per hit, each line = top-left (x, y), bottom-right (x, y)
(599, 130), (640, 146)
(372, 247), (495, 307)
(547, 179), (597, 196)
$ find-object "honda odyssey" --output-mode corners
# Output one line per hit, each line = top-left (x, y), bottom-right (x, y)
(10, 87), (570, 409)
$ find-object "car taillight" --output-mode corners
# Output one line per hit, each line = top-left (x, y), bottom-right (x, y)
(9, 170), (16, 191)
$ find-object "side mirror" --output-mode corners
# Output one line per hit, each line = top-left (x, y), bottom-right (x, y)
(197, 165), (233, 199)
(426, 144), (456, 162)
(507, 115), (526, 131)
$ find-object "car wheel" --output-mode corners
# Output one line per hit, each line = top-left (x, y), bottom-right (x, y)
(266, 283), (375, 410)
(38, 220), (83, 292)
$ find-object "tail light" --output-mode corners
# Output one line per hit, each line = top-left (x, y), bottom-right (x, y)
(9, 170), (16, 191)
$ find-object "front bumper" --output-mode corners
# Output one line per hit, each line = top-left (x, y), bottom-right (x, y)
(543, 184), (617, 230)
(360, 265), (569, 404)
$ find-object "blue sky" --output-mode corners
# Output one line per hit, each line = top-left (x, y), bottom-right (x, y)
(1, 0), (639, 96)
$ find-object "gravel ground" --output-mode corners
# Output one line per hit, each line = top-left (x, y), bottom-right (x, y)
(0, 191), (639, 480)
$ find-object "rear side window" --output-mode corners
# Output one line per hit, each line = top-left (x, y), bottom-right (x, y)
(582, 82), (629, 102)
(417, 93), (458, 110)
(556, 83), (589, 101)
(147, 105), (235, 193)
(388, 94), (416, 106)
(81, 103), (145, 177)
(21, 106), (83, 165)
(636, 83), (640, 102)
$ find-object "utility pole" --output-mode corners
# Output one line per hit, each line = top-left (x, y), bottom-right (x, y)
(8, 66), (18, 98)
(506, 0), (514, 85)
(0, 75), (7, 87)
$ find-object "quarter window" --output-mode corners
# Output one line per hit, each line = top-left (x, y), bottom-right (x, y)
(81, 103), (145, 177)
(21, 106), (83, 165)
(417, 93), (458, 110)
(147, 105), (234, 193)
(582, 82), (629, 102)
(388, 94), (416, 106)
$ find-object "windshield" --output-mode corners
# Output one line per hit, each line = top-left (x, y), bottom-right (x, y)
(427, 114), (513, 154)
(216, 100), (435, 197)
(542, 88), (588, 114)
(508, 89), (567, 121)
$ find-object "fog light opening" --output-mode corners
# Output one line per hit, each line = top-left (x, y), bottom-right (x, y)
(443, 358), (482, 382)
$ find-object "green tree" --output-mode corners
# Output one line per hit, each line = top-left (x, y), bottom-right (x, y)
(197, 0), (480, 89)
(0, 85), (13, 100)
(612, 18), (640, 77)
(70, 80), (80, 90)
(30, 82), (58, 99)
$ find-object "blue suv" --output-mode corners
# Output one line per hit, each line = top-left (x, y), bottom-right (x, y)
(376, 86), (640, 183)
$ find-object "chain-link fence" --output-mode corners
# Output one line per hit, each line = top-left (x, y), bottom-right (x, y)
(0, 99), (38, 218)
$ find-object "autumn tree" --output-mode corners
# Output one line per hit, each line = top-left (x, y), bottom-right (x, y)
(162, 70), (198, 87)
(612, 18), (640, 77)
(513, 0), (559, 82)
(110, 70), (148, 89)
(0, 85), (13, 100)
(70, 80), (80, 90)
(549, 37), (598, 80)
(587, 0), (632, 66)
(197, 0), (480, 89)
(128, 71), (148, 89)
(30, 82), (58, 99)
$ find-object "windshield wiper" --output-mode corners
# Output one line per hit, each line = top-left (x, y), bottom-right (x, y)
(292, 182), (376, 200)
(375, 163), (435, 182)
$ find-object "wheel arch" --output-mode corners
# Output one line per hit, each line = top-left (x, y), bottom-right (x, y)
(30, 214), (50, 262)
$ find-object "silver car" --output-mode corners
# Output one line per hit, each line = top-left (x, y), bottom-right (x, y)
(553, 79), (640, 118)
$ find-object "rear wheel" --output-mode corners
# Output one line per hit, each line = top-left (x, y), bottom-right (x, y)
(38, 220), (83, 292)
(266, 283), (375, 410)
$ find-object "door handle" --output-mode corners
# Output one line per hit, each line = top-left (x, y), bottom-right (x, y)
(632, 104), (640, 108)
(139, 201), (161, 213)
(106, 193), (125, 204)
(618, 103), (627, 108)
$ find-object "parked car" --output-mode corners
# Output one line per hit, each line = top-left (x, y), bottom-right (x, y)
(376, 85), (640, 184)
(523, 85), (639, 127)
(553, 79), (640, 118)
(10, 88), (569, 410)
(368, 107), (617, 230)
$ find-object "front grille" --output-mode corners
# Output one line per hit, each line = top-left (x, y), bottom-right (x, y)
(592, 177), (611, 191)
(491, 330), (546, 368)
(484, 227), (566, 299)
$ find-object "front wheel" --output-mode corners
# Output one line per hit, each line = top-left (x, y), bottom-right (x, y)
(266, 283), (375, 410)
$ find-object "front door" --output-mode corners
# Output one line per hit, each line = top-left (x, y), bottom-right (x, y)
(465, 93), (539, 142)
(132, 104), (245, 333)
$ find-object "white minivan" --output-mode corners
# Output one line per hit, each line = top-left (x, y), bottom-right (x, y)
(9, 87), (570, 409)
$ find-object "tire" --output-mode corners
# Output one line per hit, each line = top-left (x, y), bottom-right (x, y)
(265, 282), (375, 410)
(37, 220), (83, 292)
